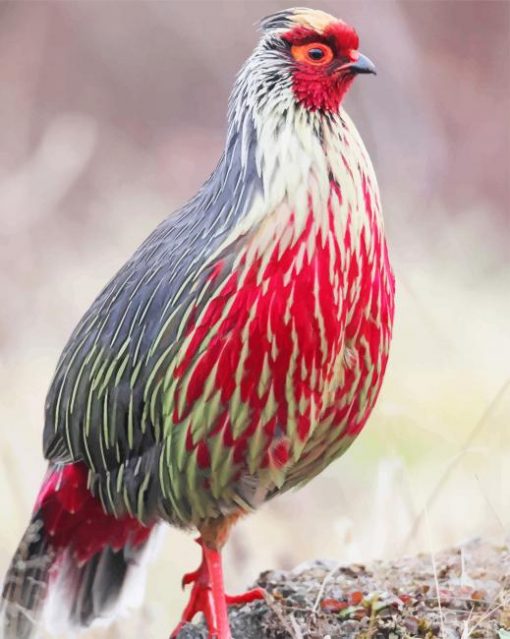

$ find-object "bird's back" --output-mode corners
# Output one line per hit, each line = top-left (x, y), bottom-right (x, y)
(42, 125), (264, 525)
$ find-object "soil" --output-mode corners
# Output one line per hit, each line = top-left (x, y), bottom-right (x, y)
(176, 539), (509, 638)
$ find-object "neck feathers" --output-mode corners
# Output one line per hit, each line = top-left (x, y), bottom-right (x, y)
(208, 96), (384, 272)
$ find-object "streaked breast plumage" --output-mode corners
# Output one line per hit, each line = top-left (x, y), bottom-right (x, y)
(44, 91), (394, 527)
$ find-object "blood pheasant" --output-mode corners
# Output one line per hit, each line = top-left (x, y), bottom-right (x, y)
(1, 7), (394, 639)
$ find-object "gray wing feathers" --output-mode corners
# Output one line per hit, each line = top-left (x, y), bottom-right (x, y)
(42, 119), (262, 522)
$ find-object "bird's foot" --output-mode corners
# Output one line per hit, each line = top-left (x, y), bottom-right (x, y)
(170, 539), (265, 639)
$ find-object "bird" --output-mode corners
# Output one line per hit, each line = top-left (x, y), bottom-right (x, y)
(0, 7), (395, 639)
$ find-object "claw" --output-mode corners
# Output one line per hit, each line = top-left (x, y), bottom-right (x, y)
(181, 568), (200, 589)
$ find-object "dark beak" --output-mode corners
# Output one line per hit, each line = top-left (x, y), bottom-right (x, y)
(348, 52), (376, 75)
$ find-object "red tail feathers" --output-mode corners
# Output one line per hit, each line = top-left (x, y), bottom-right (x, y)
(1, 462), (153, 639)
(35, 462), (151, 563)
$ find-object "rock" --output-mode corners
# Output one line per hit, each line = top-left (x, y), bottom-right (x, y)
(177, 539), (509, 639)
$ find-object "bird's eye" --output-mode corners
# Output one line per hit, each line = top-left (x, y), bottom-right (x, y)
(291, 42), (334, 66)
(308, 48), (325, 61)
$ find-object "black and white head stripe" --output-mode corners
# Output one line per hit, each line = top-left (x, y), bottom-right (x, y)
(259, 9), (296, 33)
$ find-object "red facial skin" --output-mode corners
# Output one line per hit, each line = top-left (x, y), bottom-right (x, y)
(283, 22), (361, 112)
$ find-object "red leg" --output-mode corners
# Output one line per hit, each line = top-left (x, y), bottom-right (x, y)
(170, 538), (265, 639)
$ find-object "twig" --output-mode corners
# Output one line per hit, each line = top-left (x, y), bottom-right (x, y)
(404, 378), (510, 549)
(266, 593), (301, 639)
(425, 508), (446, 639)
(312, 564), (342, 613)
(289, 613), (304, 639)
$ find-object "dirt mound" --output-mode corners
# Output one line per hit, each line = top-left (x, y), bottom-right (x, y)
(177, 539), (509, 638)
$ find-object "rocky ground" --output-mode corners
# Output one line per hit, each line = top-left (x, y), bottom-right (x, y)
(176, 539), (509, 639)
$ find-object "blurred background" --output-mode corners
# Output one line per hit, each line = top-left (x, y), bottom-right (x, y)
(0, 1), (509, 637)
